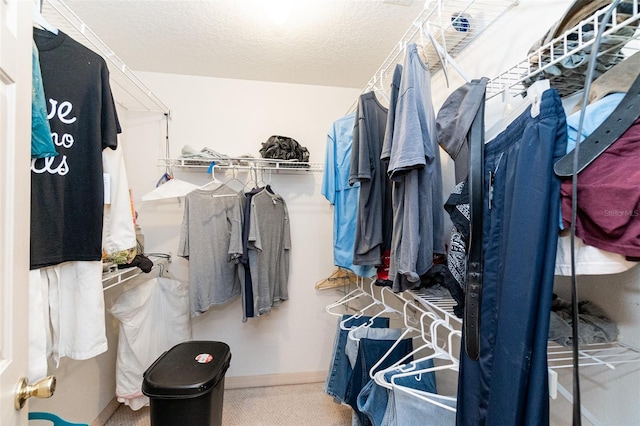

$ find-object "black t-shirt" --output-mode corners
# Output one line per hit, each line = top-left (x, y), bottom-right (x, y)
(31, 29), (121, 270)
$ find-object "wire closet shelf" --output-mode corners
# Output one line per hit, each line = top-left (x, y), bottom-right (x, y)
(348, 0), (518, 113)
(486, 0), (640, 99)
(158, 157), (324, 173)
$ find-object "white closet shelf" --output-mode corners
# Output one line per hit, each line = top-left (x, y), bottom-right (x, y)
(487, 0), (640, 99)
(409, 288), (462, 328)
(548, 341), (640, 370)
(102, 254), (171, 292)
(158, 157), (324, 173)
(411, 287), (640, 371)
(42, 0), (171, 115)
(350, 0), (517, 112)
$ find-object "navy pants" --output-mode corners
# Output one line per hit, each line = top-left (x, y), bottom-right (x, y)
(456, 90), (567, 426)
(346, 337), (414, 426)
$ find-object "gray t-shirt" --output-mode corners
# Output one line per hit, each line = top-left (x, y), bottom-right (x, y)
(248, 189), (291, 315)
(382, 64), (405, 284)
(386, 43), (445, 290)
(178, 185), (242, 316)
(349, 92), (391, 266)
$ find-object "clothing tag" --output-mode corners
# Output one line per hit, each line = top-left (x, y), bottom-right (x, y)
(104, 173), (111, 205)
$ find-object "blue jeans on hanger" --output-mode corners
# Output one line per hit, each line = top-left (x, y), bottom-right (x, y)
(345, 327), (404, 368)
(391, 387), (456, 426)
(456, 89), (567, 426)
(346, 337), (414, 426)
(324, 315), (390, 404)
(357, 357), (437, 426)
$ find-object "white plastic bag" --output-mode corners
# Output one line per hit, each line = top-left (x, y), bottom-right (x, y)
(110, 276), (191, 410)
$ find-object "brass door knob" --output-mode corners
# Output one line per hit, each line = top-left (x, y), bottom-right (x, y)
(14, 375), (56, 409)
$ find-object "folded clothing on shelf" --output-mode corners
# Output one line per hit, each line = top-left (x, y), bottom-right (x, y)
(178, 145), (230, 162)
(548, 294), (619, 346)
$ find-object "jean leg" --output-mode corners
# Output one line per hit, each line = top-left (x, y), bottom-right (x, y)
(325, 315), (390, 403)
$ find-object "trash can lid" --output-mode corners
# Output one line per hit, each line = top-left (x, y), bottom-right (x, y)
(142, 341), (231, 398)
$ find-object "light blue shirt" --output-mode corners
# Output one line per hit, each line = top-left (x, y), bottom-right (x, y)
(322, 113), (376, 277)
(565, 93), (625, 154)
(560, 93), (625, 229)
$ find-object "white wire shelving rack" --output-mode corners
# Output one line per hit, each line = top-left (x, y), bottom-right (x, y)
(158, 157), (324, 173)
(486, 0), (640, 99)
(42, 0), (170, 115)
(102, 254), (171, 292)
(347, 0), (518, 113)
(410, 287), (462, 328)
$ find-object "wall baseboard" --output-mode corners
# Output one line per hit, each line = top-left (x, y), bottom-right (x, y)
(91, 397), (120, 426)
(91, 371), (329, 424)
(224, 370), (327, 389)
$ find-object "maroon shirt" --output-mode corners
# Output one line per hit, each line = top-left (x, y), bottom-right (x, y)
(561, 118), (640, 259)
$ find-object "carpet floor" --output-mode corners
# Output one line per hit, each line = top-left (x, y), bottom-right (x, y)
(104, 382), (352, 426)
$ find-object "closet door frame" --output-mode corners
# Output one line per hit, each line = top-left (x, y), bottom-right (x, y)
(0, 0), (33, 424)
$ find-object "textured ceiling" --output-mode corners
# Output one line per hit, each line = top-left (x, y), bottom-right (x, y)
(60, 0), (426, 89)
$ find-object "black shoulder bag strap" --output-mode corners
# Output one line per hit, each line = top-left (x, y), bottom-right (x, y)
(464, 88), (486, 361)
(554, 71), (640, 176)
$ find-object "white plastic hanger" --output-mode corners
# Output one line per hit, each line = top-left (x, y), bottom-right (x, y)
(339, 279), (385, 331)
(389, 328), (461, 413)
(373, 313), (451, 388)
(391, 325), (461, 377)
(485, 79), (551, 142)
(368, 305), (439, 381)
(325, 277), (369, 317)
(198, 161), (222, 188)
(33, 1), (58, 35)
(345, 284), (405, 337)
(140, 174), (199, 201)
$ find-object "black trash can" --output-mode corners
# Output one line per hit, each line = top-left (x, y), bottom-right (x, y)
(142, 341), (231, 426)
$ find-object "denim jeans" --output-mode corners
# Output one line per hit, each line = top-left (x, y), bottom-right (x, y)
(324, 315), (390, 404)
(357, 357), (437, 426)
(392, 387), (456, 426)
(346, 337), (414, 426)
(345, 327), (404, 368)
(456, 89), (567, 426)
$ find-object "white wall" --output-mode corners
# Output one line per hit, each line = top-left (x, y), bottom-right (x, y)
(122, 73), (362, 381)
(30, 73), (361, 424)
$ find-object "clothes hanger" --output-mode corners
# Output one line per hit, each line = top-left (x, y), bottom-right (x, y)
(371, 312), (451, 389)
(197, 162), (238, 195)
(33, 1), (58, 35)
(421, 22), (472, 87)
(245, 166), (259, 190)
(365, 73), (390, 105)
(368, 304), (437, 381)
(485, 79), (550, 142)
(208, 161), (223, 183)
(315, 267), (358, 290)
(339, 279), (385, 330)
(141, 113), (196, 202)
(222, 167), (248, 192)
(325, 277), (369, 317)
(373, 315), (454, 390)
(345, 285), (404, 337)
(256, 168), (268, 188)
(388, 328), (461, 413)
(140, 173), (199, 201)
